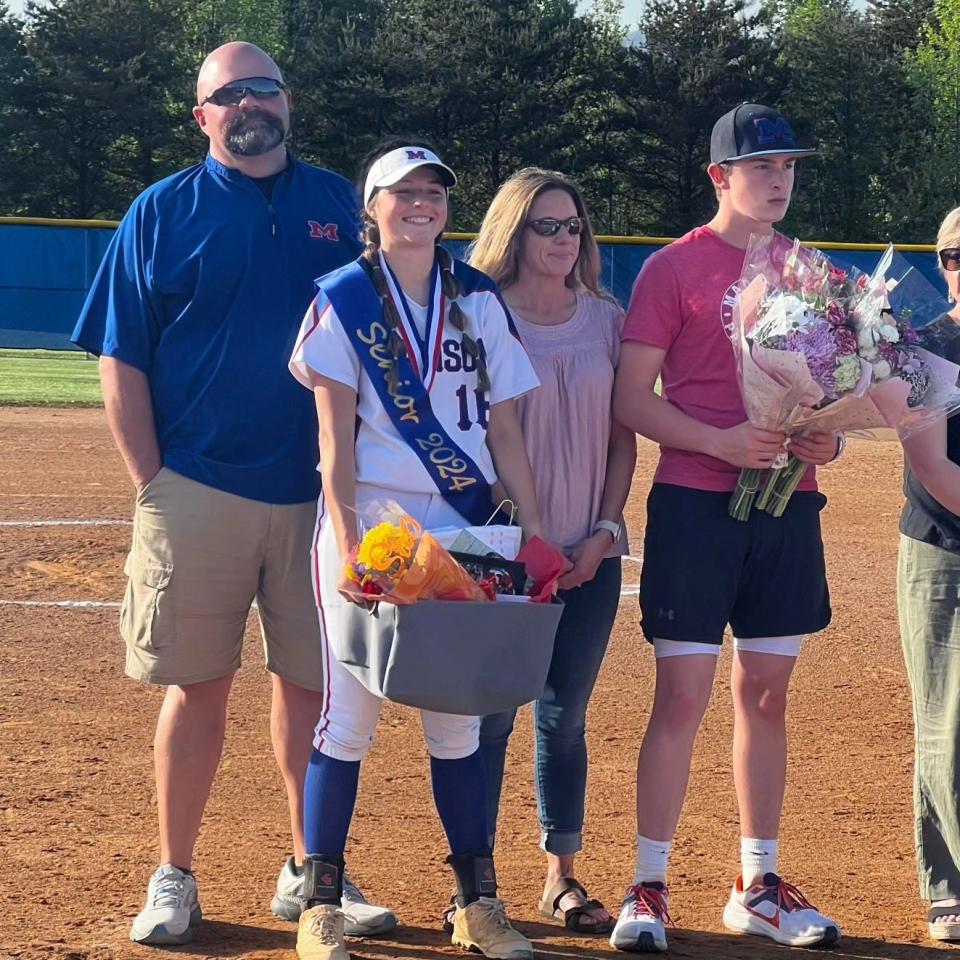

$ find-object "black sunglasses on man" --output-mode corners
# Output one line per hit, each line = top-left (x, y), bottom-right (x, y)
(203, 76), (286, 107)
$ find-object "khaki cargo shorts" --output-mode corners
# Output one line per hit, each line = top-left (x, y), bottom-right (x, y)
(120, 467), (324, 689)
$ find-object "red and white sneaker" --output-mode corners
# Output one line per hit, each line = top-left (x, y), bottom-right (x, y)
(722, 873), (841, 947)
(609, 882), (672, 953)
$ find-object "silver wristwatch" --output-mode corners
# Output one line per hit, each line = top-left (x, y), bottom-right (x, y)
(593, 519), (622, 541)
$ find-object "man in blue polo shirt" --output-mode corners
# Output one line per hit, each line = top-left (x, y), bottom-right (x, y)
(72, 41), (394, 947)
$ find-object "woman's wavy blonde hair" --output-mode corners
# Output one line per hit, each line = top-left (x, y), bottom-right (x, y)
(469, 167), (613, 301)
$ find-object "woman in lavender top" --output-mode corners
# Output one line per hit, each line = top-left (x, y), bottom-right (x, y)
(467, 168), (636, 934)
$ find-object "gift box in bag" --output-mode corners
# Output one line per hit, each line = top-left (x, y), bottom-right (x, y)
(333, 598), (564, 715)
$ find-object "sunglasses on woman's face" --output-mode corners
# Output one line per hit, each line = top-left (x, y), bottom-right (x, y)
(940, 248), (960, 272)
(527, 216), (585, 237)
(203, 76), (286, 107)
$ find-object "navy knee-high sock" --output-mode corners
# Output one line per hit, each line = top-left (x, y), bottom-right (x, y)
(430, 750), (490, 855)
(303, 749), (361, 855)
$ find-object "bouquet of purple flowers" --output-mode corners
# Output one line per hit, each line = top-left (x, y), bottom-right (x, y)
(728, 236), (960, 520)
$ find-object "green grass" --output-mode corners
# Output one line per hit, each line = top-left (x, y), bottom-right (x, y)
(0, 348), (103, 406)
(0, 349), (657, 406)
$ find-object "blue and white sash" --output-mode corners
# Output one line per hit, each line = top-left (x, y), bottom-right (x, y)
(317, 257), (493, 525)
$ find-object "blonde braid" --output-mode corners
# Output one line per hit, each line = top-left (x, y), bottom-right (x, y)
(438, 246), (490, 394)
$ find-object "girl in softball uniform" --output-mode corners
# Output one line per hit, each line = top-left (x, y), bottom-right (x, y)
(288, 139), (542, 960)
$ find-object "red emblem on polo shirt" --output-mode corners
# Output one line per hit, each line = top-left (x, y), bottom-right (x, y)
(308, 221), (340, 241)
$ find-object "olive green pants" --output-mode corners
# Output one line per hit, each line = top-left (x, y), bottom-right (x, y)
(898, 534), (960, 902)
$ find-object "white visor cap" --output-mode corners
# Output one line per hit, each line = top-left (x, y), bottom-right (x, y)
(363, 146), (457, 206)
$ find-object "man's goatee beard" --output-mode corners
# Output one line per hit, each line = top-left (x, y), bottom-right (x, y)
(224, 112), (286, 157)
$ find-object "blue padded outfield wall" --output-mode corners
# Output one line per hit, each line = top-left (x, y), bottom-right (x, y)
(0, 219), (948, 350)
(1, 221), (116, 349)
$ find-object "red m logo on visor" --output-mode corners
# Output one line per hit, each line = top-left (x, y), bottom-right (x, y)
(406, 150), (428, 160)
(308, 221), (340, 241)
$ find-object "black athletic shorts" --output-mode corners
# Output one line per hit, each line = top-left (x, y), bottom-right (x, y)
(639, 483), (832, 645)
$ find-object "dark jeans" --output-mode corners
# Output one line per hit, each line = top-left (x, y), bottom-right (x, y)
(479, 556), (621, 855)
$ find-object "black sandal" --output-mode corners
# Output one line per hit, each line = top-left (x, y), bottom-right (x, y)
(538, 877), (614, 936)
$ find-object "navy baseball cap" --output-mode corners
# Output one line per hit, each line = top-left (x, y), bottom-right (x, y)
(710, 103), (816, 164)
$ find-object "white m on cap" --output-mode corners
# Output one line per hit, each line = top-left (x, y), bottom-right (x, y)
(363, 146), (457, 206)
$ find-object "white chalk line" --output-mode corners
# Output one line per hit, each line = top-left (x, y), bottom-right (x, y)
(5, 595), (641, 607)
(620, 554), (642, 595)
(0, 548), (642, 606)
(0, 599), (121, 608)
(0, 519), (131, 527)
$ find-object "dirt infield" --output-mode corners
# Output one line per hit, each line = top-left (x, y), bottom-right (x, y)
(0, 406), (948, 960)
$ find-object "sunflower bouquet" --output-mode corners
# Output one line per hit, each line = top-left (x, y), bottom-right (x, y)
(344, 502), (488, 604)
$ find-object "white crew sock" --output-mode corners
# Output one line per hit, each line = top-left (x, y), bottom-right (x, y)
(740, 837), (778, 887)
(634, 833), (671, 886)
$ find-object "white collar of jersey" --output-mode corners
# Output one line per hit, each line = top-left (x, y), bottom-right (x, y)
(378, 249), (445, 391)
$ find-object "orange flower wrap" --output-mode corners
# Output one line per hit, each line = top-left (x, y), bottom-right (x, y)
(390, 531), (488, 604)
(345, 509), (490, 603)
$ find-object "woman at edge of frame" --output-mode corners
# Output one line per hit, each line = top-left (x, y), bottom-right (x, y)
(898, 206), (960, 945)
(288, 138), (547, 960)
(464, 167), (636, 935)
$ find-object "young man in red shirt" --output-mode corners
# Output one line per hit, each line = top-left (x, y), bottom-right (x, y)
(610, 103), (842, 953)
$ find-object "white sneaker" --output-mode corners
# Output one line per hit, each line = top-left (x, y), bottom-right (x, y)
(722, 873), (841, 947)
(342, 873), (398, 936)
(297, 904), (349, 960)
(609, 882), (670, 953)
(271, 856), (397, 936)
(129, 864), (202, 945)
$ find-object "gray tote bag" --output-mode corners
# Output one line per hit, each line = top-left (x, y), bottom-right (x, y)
(333, 598), (564, 715)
